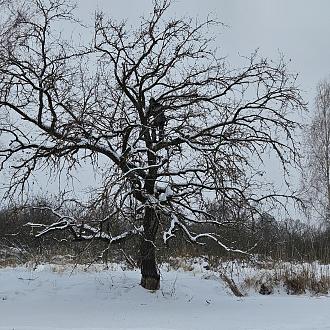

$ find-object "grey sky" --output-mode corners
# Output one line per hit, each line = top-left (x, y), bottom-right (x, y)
(77, 0), (330, 106)
(1, 0), (330, 210)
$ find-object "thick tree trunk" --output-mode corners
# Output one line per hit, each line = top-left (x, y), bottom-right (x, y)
(140, 206), (160, 290)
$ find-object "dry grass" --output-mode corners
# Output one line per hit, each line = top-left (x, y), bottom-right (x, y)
(241, 261), (330, 296)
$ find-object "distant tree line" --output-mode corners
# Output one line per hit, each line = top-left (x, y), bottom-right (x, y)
(1, 198), (329, 265)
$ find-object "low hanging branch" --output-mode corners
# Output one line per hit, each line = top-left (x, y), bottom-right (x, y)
(25, 206), (143, 244)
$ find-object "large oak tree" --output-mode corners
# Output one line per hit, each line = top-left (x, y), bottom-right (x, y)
(0, 0), (304, 289)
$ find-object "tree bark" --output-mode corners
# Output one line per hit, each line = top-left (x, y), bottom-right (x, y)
(140, 206), (160, 290)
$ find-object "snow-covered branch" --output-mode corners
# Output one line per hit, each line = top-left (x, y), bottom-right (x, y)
(26, 206), (143, 244)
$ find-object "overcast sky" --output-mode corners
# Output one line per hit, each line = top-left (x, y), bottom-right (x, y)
(2, 0), (330, 213)
(77, 0), (330, 108)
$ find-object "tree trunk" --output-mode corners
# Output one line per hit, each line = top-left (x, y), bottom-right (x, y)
(140, 206), (160, 290)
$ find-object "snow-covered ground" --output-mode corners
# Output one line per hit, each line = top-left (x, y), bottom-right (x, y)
(0, 263), (329, 330)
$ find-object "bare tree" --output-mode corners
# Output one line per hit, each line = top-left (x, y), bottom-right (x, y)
(303, 79), (330, 224)
(0, 0), (304, 290)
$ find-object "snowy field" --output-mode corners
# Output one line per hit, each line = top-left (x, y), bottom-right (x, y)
(0, 263), (329, 330)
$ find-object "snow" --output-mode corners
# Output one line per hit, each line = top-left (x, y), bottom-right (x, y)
(0, 263), (329, 330)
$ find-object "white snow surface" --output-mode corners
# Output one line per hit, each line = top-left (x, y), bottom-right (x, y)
(0, 263), (329, 330)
